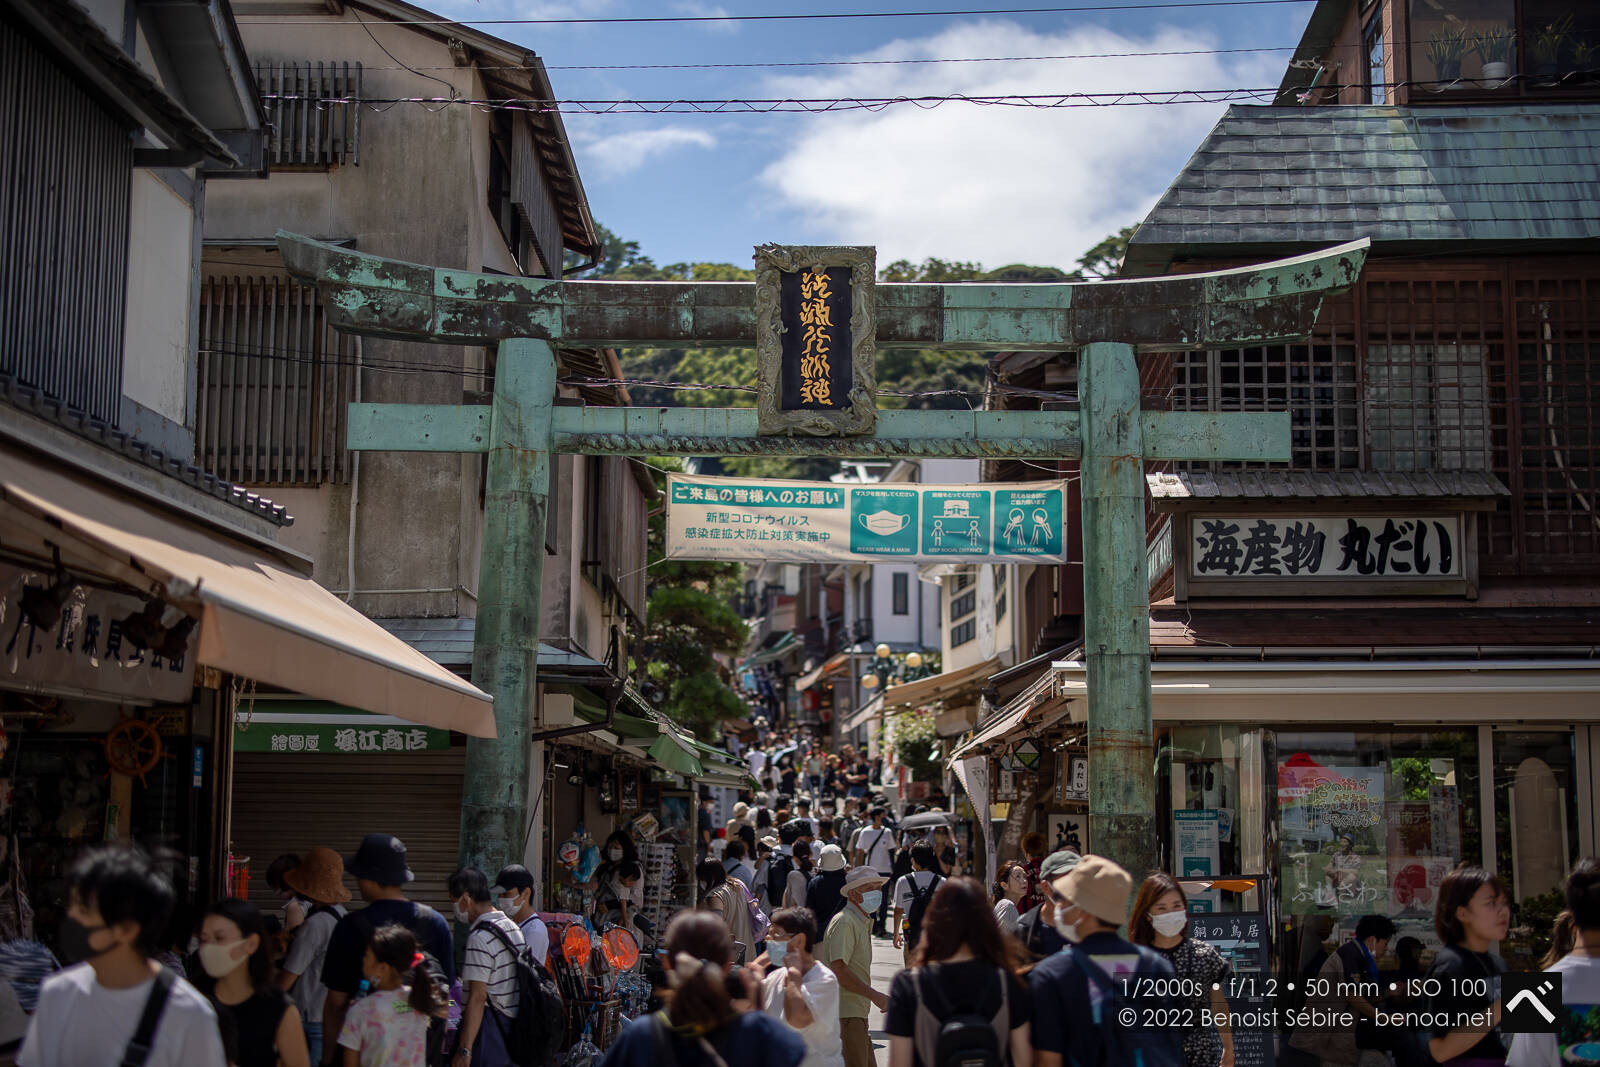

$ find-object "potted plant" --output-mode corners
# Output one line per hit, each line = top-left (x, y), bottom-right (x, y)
(1532, 14), (1573, 82)
(1471, 24), (1515, 83)
(1574, 39), (1599, 84)
(1427, 25), (1469, 83)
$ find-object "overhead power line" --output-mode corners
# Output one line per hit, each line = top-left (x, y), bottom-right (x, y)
(236, 0), (1317, 27)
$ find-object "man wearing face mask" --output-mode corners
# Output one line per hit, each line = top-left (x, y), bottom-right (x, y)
(19, 844), (226, 1066)
(825, 868), (890, 1067)
(1028, 854), (1184, 1067)
(1015, 849), (1079, 961)
(761, 908), (845, 1067)
(492, 865), (550, 967)
(450, 867), (526, 1067)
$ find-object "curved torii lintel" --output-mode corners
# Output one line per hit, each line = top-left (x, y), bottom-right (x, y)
(276, 230), (1368, 352)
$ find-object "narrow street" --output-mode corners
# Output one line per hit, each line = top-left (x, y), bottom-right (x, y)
(866, 932), (904, 1053)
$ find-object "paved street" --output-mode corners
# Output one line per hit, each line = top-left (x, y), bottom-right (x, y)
(866, 932), (904, 1052)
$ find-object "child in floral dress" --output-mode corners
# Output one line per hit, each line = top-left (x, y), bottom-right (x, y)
(336, 926), (446, 1067)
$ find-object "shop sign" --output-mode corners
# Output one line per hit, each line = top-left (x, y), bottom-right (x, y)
(755, 244), (876, 437)
(1188, 514), (1462, 581)
(666, 474), (1068, 564)
(233, 713), (449, 754)
(1, 564), (191, 704)
(1055, 751), (1088, 804)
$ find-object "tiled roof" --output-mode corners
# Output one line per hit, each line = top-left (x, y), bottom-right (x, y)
(1126, 104), (1600, 273)
(1147, 469), (1509, 504)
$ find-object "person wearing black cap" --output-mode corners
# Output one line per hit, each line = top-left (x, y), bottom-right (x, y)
(492, 865), (551, 966)
(315, 834), (454, 1067)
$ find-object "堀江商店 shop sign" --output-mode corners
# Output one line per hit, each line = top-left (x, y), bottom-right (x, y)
(665, 474), (1068, 564)
(1182, 514), (1468, 596)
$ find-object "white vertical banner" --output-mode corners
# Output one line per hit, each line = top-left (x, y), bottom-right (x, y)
(956, 756), (996, 886)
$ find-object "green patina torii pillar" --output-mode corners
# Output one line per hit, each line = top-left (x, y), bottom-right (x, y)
(279, 231), (1367, 879)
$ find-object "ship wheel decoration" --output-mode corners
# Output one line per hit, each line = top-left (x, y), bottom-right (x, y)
(104, 719), (163, 785)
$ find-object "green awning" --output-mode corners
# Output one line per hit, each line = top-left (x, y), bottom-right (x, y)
(738, 631), (798, 671)
(647, 734), (704, 777)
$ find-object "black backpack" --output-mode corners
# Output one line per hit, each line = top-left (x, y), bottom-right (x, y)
(351, 903), (451, 1067)
(912, 966), (1009, 1067)
(481, 920), (565, 1067)
(1067, 945), (1183, 1067)
(768, 851), (795, 904)
(904, 873), (942, 950)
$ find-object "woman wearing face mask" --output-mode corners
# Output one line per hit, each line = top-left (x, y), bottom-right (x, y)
(599, 910), (806, 1067)
(196, 898), (310, 1067)
(586, 830), (641, 926)
(1129, 874), (1234, 1067)
(992, 862), (1030, 938)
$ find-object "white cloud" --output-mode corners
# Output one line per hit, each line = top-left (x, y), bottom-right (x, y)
(573, 125), (718, 177)
(673, 0), (738, 33)
(759, 21), (1280, 269)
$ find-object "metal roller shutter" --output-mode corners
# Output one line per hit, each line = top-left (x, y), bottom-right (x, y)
(230, 749), (466, 916)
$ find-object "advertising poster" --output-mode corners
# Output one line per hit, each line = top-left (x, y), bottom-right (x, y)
(1175, 810), (1222, 913)
(1278, 758), (1387, 916)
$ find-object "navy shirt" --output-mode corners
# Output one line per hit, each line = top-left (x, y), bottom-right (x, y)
(1029, 931), (1182, 1067)
(319, 899), (456, 995)
(599, 1010), (806, 1067)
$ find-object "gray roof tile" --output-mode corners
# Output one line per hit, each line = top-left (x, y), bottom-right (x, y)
(1130, 103), (1600, 263)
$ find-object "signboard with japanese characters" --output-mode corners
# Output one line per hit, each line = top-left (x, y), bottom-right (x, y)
(666, 474), (1068, 564)
(233, 705), (450, 754)
(754, 244), (877, 437)
(1, 564), (192, 704)
(1181, 514), (1469, 597)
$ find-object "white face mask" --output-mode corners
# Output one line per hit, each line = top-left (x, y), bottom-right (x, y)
(1150, 911), (1189, 938)
(199, 941), (249, 978)
(453, 901), (472, 924)
(608, 847), (624, 862)
(1052, 904), (1083, 943)
(497, 895), (521, 914)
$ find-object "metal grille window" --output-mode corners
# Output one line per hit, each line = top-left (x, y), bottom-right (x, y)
(197, 275), (355, 485)
(255, 61), (361, 168)
(950, 591), (976, 619)
(892, 572), (908, 615)
(951, 619), (976, 647)
(1171, 295), (1361, 472)
(1513, 276), (1600, 562)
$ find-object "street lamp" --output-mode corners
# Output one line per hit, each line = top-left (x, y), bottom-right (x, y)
(861, 646), (934, 692)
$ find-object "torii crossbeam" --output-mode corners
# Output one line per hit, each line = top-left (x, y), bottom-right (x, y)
(280, 230), (1367, 880)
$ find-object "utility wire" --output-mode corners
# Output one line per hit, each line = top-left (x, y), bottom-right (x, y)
(236, 0), (1317, 27)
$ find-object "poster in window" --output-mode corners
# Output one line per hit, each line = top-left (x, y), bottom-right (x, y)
(619, 771), (640, 812)
(1278, 759), (1387, 916)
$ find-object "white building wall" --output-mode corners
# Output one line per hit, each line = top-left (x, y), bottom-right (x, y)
(121, 171), (196, 428)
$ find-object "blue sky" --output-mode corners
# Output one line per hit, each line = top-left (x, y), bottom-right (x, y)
(432, 0), (1318, 271)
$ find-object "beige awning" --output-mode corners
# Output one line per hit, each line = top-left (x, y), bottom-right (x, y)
(796, 651), (850, 692)
(0, 446), (496, 736)
(881, 656), (1002, 711)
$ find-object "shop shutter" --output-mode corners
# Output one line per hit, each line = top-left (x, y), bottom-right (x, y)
(230, 749), (466, 916)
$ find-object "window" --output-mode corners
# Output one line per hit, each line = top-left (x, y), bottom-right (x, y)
(1365, 12), (1387, 104)
(255, 61), (361, 168)
(892, 572), (909, 615)
(197, 274), (355, 485)
(487, 113), (563, 277)
(951, 619), (976, 647)
(994, 565), (1008, 622)
(950, 591), (976, 619)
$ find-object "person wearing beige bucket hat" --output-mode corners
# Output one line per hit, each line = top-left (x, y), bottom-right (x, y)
(1027, 855), (1183, 1067)
(825, 868), (890, 1067)
(277, 848), (350, 1066)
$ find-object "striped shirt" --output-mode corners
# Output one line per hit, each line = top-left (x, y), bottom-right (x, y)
(462, 912), (525, 1017)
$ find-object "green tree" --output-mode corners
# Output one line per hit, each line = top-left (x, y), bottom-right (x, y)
(639, 458), (749, 736)
(1067, 225), (1136, 280)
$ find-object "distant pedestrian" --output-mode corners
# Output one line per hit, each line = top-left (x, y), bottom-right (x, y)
(491, 864), (550, 967)
(885, 877), (1032, 1067)
(277, 848), (350, 1066)
(450, 866), (525, 1067)
(700, 862), (758, 964)
(1287, 912), (1393, 1067)
(724, 840), (758, 894)
(266, 854), (309, 938)
(1129, 873), (1234, 1067)
(196, 898), (309, 1067)
(892, 845), (942, 966)
(1508, 856), (1600, 1067)
(1015, 850), (1078, 962)
(600, 911), (805, 1067)
(1018, 833), (1047, 913)
(786, 842), (815, 910)
(761, 908), (844, 1067)
(1028, 855), (1182, 1067)
(1424, 865), (1509, 1066)
(319, 834), (455, 1066)
(807, 846), (850, 939)
(19, 844), (226, 1067)
(825, 868), (890, 1067)
(992, 861), (1029, 938)
(848, 808), (896, 937)
(336, 925), (447, 1067)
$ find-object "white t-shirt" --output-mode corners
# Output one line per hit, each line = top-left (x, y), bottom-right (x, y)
(1506, 953), (1600, 1067)
(282, 904), (345, 1023)
(851, 825), (896, 872)
(893, 871), (940, 914)
(785, 866), (810, 909)
(518, 914), (551, 967)
(462, 911), (526, 1016)
(337, 986), (431, 1067)
(763, 960), (846, 1067)
(18, 962), (225, 1067)
(606, 874), (644, 913)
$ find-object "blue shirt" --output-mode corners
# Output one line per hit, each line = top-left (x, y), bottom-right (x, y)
(1028, 932), (1183, 1067)
(600, 1011), (806, 1067)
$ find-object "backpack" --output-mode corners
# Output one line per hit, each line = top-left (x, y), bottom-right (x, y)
(767, 851), (795, 904)
(120, 965), (175, 1067)
(351, 903), (452, 1067)
(1067, 945), (1183, 1067)
(481, 919), (566, 1067)
(903, 873), (942, 950)
(912, 966), (1009, 1067)
(734, 875), (771, 941)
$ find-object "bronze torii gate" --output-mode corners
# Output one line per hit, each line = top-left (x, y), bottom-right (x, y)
(279, 231), (1367, 880)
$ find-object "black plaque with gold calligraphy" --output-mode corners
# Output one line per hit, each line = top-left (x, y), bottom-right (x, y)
(778, 266), (852, 411)
(755, 244), (876, 437)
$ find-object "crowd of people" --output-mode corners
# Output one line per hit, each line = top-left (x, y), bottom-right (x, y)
(6, 739), (1600, 1067)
